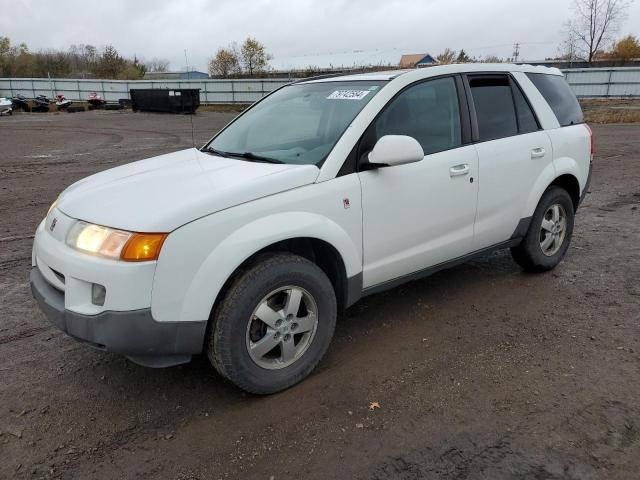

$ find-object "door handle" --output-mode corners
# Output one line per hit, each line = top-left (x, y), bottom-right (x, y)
(449, 163), (470, 177)
(531, 147), (546, 158)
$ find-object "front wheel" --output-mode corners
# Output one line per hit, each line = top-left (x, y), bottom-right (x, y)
(207, 253), (337, 394)
(511, 186), (575, 272)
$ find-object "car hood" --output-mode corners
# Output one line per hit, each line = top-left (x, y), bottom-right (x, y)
(56, 148), (320, 232)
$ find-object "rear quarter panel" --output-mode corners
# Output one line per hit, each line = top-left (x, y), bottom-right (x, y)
(545, 124), (591, 196)
(512, 72), (590, 215)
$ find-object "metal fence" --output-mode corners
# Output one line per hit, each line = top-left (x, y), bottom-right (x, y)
(1, 67), (640, 103)
(0, 78), (291, 104)
(563, 67), (640, 97)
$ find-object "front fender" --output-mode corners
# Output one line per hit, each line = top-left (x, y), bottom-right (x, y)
(151, 175), (363, 323)
(182, 212), (360, 322)
(152, 205), (362, 323)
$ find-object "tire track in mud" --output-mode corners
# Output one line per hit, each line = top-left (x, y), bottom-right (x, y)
(0, 326), (51, 345)
(367, 401), (640, 480)
(0, 235), (34, 243)
(601, 191), (640, 210)
(0, 257), (31, 269)
(2, 125), (185, 175)
(7, 124), (183, 146)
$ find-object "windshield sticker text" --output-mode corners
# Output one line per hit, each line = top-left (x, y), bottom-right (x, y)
(327, 90), (371, 100)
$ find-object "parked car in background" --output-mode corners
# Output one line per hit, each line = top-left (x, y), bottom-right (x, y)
(31, 64), (592, 394)
(0, 97), (13, 115)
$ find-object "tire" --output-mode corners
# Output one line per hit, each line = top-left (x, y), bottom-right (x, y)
(207, 252), (337, 394)
(511, 186), (575, 272)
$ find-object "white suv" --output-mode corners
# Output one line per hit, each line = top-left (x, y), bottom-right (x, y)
(31, 64), (592, 393)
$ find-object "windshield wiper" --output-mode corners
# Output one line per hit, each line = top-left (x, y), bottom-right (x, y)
(203, 146), (229, 158)
(224, 151), (285, 164)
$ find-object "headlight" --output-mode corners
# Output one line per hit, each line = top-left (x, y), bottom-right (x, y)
(66, 222), (167, 262)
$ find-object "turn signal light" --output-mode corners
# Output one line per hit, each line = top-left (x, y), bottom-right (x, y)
(120, 233), (168, 262)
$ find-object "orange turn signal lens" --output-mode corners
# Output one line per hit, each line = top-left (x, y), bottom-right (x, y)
(120, 233), (167, 262)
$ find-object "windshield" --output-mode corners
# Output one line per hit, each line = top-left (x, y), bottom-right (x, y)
(205, 81), (387, 166)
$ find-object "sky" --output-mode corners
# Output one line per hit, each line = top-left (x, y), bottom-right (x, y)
(2, 0), (639, 71)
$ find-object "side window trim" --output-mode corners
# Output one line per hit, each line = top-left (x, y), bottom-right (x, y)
(461, 74), (479, 143)
(508, 76), (542, 132)
(455, 75), (473, 144)
(508, 76), (522, 133)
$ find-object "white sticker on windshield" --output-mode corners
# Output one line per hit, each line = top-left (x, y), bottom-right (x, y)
(327, 90), (371, 100)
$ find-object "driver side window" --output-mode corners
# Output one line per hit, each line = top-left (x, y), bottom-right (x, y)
(374, 77), (462, 156)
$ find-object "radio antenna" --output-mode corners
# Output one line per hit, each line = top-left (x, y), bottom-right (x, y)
(184, 48), (196, 148)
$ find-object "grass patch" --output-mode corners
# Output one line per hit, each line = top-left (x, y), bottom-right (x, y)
(198, 104), (249, 113)
(580, 98), (640, 124)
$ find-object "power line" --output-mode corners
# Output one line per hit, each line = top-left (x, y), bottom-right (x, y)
(512, 42), (521, 62)
(464, 41), (555, 53)
(184, 48), (195, 148)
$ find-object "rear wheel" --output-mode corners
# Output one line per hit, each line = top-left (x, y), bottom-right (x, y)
(511, 186), (575, 272)
(207, 253), (337, 394)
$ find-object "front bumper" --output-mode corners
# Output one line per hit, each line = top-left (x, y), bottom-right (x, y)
(30, 267), (207, 367)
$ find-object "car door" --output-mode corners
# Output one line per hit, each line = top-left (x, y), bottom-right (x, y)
(358, 76), (479, 288)
(465, 74), (553, 250)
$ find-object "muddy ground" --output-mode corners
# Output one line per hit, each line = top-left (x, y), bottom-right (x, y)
(0, 111), (639, 480)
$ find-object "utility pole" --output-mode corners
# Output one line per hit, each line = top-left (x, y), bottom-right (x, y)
(568, 41), (575, 68)
(184, 49), (190, 80)
(512, 43), (521, 63)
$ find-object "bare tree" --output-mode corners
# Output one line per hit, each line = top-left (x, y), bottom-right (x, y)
(483, 55), (504, 63)
(146, 57), (170, 72)
(68, 44), (98, 76)
(456, 49), (473, 63)
(565, 0), (631, 63)
(208, 46), (240, 77)
(555, 32), (582, 66)
(436, 48), (457, 64)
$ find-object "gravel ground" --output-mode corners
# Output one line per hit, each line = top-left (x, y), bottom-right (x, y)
(0, 111), (639, 480)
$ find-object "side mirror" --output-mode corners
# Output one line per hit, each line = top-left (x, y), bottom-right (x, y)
(366, 135), (424, 168)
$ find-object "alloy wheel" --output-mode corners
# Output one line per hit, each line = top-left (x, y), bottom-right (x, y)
(539, 203), (567, 256)
(245, 286), (318, 370)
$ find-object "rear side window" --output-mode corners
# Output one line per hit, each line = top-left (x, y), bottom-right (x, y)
(469, 76), (518, 141)
(526, 73), (583, 126)
(512, 82), (539, 134)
